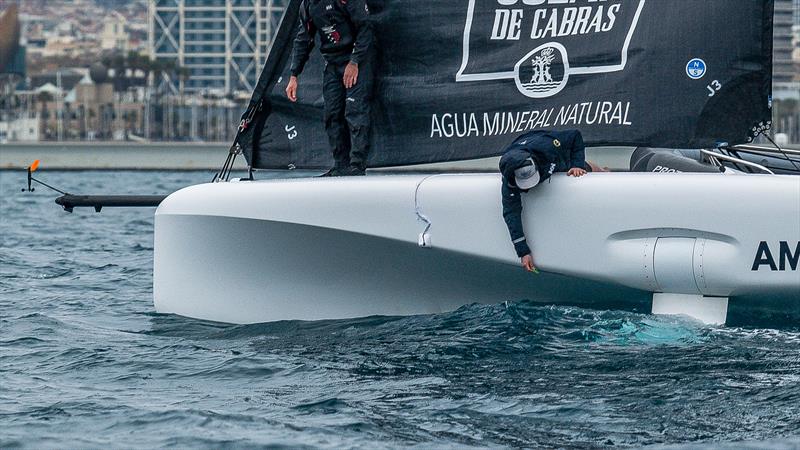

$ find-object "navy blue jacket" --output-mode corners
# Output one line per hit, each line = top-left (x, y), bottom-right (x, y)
(290, 0), (374, 76)
(499, 129), (587, 257)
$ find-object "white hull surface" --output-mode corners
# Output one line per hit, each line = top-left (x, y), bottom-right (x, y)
(154, 173), (800, 325)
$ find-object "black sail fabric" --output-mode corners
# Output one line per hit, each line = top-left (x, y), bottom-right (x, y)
(236, 0), (774, 170)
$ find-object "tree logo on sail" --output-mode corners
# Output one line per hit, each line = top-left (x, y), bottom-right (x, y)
(529, 48), (556, 86)
(515, 44), (569, 98)
(455, 0), (647, 99)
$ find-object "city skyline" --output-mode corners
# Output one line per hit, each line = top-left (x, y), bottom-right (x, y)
(1, 1), (799, 144)
(150, 0), (287, 94)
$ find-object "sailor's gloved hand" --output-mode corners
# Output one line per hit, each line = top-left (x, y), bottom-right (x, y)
(286, 76), (299, 102)
(567, 167), (587, 177)
(343, 62), (359, 89)
(521, 254), (536, 272)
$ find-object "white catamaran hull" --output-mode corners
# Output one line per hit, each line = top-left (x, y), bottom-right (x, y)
(154, 173), (800, 325)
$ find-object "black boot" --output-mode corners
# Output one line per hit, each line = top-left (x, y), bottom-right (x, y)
(319, 167), (345, 177)
(340, 165), (366, 176)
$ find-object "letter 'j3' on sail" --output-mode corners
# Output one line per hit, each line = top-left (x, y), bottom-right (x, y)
(456, 0), (647, 98)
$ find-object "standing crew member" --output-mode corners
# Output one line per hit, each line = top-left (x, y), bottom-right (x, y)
(286, 0), (375, 176)
(499, 129), (592, 272)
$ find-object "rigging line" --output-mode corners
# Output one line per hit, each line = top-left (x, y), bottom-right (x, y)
(214, 153), (232, 182)
(215, 143), (243, 182)
(225, 145), (241, 181)
(725, 149), (750, 174)
(218, 150), (234, 181)
(30, 177), (68, 195)
(764, 134), (800, 173)
(225, 151), (239, 182)
(212, 155), (228, 182)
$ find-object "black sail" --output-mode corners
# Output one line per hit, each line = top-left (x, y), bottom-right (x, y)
(236, 0), (774, 170)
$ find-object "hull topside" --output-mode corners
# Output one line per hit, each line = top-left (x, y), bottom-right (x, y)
(154, 173), (800, 324)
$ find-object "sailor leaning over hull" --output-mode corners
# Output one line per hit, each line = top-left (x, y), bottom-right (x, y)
(499, 129), (595, 272)
(286, 0), (375, 177)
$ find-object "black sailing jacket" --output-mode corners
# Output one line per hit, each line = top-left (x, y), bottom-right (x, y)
(290, 0), (373, 76)
(498, 129), (587, 258)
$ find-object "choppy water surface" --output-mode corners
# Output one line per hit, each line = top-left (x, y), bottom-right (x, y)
(2, 170), (800, 448)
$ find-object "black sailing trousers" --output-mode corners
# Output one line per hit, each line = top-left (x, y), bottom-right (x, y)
(322, 54), (373, 170)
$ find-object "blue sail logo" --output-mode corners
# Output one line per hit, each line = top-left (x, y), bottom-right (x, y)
(686, 58), (706, 80)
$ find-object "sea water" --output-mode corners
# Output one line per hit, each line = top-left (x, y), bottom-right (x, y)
(2, 170), (800, 448)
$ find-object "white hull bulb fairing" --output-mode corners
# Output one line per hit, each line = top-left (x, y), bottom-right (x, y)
(153, 173), (800, 325)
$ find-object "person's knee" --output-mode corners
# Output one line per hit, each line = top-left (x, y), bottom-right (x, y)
(345, 105), (369, 126)
(324, 112), (339, 127)
(325, 102), (346, 123)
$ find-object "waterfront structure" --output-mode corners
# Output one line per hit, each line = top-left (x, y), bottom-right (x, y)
(149, 0), (288, 94)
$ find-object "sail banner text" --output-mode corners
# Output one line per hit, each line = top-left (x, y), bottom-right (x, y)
(237, 0), (773, 169)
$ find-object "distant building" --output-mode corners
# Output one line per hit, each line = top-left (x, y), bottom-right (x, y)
(149, 0), (288, 94)
(0, 116), (40, 143)
(101, 11), (130, 52)
(793, 0), (800, 80)
(795, 0), (800, 26)
(0, 4), (23, 78)
(774, 0), (795, 83)
(29, 69), (85, 93)
(1, 4), (26, 98)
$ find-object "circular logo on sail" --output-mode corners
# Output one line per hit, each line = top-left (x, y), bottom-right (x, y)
(514, 43), (570, 99)
(686, 58), (706, 79)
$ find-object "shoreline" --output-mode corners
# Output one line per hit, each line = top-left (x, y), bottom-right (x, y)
(1, 142), (635, 171)
(0, 142), (249, 171)
(1, 142), (797, 172)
